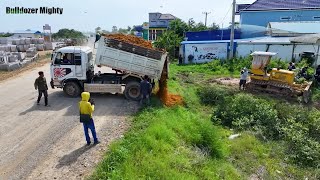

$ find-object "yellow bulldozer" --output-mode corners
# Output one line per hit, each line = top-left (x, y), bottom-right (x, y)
(246, 51), (312, 103)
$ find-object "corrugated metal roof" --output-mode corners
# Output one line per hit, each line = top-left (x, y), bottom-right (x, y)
(237, 36), (292, 44)
(244, 0), (320, 11)
(13, 29), (40, 34)
(290, 34), (320, 44)
(159, 14), (176, 20)
(268, 21), (320, 35)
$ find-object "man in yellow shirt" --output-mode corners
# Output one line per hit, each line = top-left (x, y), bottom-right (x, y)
(79, 92), (99, 145)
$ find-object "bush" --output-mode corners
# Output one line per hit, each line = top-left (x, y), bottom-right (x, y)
(197, 85), (236, 106)
(213, 93), (279, 139)
(213, 93), (320, 167)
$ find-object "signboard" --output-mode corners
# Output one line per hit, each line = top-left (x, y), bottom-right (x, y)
(43, 24), (51, 30)
(184, 43), (228, 64)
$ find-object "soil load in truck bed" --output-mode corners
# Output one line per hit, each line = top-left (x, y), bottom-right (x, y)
(103, 34), (164, 60)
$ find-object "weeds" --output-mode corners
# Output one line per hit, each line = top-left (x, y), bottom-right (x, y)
(212, 93), (320, 167)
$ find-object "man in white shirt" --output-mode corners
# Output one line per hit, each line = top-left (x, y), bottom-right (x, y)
(240, 67), (249, 90)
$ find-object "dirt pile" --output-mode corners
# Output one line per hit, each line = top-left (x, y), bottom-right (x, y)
(104, 34), (153, 49)
(157, 72), (183, 107)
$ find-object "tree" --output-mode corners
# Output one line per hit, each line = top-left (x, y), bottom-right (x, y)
(0, 33), (13, 37)
(52, 28), (85, 39)
(208, 23), (219, 30)
(118, 28), (128, 34)
(127, 26), (132, 32)
(154, 31), (183, 58)
(112, 26), (118, 33)
(168, 19), (189, 37)
(95, 27), (101, 33)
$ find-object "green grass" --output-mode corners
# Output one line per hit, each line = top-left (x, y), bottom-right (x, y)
(91, 62), (320, 179)
(91, 107), (241, 180)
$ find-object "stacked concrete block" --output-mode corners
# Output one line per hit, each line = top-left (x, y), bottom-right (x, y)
(12, 52), (25, 61)
(19, 38), (26, 45)
(10, 45), (17, 52)
(8, 55), (18, 62)
(17, 45), (25, 52)
(44, 42), (53, 50)
(26, 47), (37, 58)
(25, 38), (31, 45)
(0, 54), (7, 64)
(0, 38), (8, 44)
(38, 38), (45, 44)
(36, 44), (44, 51)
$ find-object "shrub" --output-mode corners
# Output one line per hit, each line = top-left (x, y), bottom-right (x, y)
(197, 85), (236, 106)
(213, 94), (320, 167)
(213, 93), (279, 139)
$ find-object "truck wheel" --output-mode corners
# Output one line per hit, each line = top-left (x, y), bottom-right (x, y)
(124, 81), (141, 101)
(63, 82), (81, 97)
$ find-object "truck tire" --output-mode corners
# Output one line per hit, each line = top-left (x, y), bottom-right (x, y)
(63, 81), (81, 97)
(124, 81), (141, 101)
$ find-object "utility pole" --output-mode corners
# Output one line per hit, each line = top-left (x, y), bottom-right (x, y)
(230, 0), (236, 59)
(202, 12), (211, 27)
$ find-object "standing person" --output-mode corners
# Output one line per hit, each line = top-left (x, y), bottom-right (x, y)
(79, 92), (99, 145)
(140, 75), (152, 105)
(34, 71), (49, 106)
(239, 67), (249, 90)
(178, 54), (183, 65)
(288, 62), (296, 71)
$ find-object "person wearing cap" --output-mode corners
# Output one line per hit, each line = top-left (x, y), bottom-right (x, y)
(140, 75), (152, 105)
(240, 67), (249, 90)
(34, 71), (49, 106)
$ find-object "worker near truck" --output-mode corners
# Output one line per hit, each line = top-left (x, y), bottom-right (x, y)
(239, 67), (249, 90)
(34, 71), (49, 106)
(79, 92), (99, 145)
(140, 75), (152, 105)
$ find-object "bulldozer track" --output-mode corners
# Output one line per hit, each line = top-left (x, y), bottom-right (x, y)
(246, 79), (296, 98)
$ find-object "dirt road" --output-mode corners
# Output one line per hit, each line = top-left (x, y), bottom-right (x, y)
(0, 58), (138, 179)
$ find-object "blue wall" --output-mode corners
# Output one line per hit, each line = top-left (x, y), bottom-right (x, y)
(186, 29), (241, 41)
(240, 10), (320, 27)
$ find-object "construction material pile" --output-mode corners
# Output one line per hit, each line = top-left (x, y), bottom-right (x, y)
(104, 34), (153, 49)
(157, 65), (183, 107)
(0, 38), (53, 52)
(103, 34), (163, 60)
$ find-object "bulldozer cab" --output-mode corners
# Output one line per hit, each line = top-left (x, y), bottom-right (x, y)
(250, 51), (277, 76)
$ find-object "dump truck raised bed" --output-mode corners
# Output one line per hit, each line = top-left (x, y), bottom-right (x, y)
(50, 36), (168, 100)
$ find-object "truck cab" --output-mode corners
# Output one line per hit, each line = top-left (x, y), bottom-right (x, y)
(50, 46), (94, 96)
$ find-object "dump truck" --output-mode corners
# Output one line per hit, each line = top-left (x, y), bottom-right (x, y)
(246, 51), (312, 103)
(50, 36), (168, 100)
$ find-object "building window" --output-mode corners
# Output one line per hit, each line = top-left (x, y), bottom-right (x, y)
(280, 16), (291, 20)
(313, 16), (320, 20)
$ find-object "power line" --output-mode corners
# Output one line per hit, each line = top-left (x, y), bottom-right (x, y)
(219, 3), (233, 28)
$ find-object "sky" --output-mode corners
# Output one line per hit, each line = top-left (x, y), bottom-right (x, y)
(0, 0), (255, 33)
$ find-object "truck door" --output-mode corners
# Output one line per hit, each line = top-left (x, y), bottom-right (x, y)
(74, 53), (83, 77)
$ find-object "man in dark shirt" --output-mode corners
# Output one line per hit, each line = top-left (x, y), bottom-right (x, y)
(34, 71), (49, 106)
(140, 75), (152, 105)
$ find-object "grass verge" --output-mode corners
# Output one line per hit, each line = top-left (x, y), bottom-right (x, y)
(91, 61), (320, 179)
